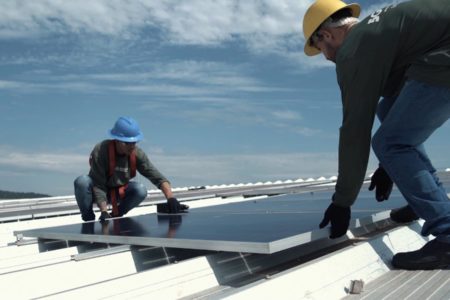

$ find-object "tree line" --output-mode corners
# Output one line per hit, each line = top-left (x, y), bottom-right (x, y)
(0, 190), (51, 200)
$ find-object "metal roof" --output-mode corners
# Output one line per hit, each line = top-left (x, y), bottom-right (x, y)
(1, 172), (450, 299)
(343, 270), (450, 299)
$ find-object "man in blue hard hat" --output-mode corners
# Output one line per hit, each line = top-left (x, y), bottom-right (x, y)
(302, 0), (450, 270)
(74, 116), (188, 222)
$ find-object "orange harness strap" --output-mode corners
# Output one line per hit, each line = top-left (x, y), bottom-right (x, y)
(108, 141), (120, 216)
(108, 141), (137, 216)
(129, 149), (136, 178)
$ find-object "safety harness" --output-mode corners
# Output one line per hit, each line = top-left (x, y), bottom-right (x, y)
(107, 140), (136, 216)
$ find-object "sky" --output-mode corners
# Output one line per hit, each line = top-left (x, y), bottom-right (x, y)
(1, 0), (449, 196)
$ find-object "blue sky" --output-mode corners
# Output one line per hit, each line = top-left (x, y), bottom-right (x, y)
(1, 0), (449, 196)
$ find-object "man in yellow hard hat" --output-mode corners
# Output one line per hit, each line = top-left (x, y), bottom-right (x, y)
(302, 0), (450, 270)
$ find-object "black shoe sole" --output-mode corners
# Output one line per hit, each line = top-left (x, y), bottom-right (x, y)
(390, 205), (419, 223)
(392, 259), (450, 270)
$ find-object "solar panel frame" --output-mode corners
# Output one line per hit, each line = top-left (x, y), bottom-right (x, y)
(14, 186), (410, 254)
(14, 173), (450, 254)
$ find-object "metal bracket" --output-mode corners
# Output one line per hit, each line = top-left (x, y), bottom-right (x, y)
(71, 245), (131, 261)
(349, 279), (364, 294)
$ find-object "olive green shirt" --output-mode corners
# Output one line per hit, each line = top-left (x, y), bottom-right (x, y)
(89, 140), (169, 205)
(334, 0), (450, 207)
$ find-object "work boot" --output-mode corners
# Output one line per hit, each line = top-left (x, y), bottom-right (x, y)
(390, 205), (419, 223)
(392, 239), (450, 270)
(82, 210), (95, 222)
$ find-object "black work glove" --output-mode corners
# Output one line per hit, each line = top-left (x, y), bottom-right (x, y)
(319, 201), (351, 239)
(99, 211), (112, 223)
(167, 198), (189, 214)
(368, 167), (393, 202)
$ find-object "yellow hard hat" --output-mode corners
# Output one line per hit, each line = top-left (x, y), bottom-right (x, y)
(303, 0), (360, 56)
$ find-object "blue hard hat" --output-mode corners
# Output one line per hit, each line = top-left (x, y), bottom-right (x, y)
(109, 117), (143, 142)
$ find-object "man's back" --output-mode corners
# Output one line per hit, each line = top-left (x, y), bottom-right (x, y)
(337, 0), (450, 97)
(332, 0), (450, 207)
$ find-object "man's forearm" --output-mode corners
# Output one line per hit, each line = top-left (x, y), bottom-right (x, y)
(160, 181), (174, 199)
(92, 185), (109, 210)
(98, 200), (108, 212)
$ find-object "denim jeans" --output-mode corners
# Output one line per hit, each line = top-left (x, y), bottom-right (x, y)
(372, 80), (450, 243)
(74, 175), (147, 221)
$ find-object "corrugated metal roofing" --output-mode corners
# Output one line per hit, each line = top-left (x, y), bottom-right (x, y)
(343, 270), (450, 300)
(1, 172), (450, 299)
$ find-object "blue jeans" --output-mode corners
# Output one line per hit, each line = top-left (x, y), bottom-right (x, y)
(74, 175), (147, 221)
(372, 80), (450, 243)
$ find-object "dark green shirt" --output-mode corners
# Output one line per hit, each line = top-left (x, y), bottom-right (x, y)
(89, 140), (169, 205)
(334, 0), (450, 207)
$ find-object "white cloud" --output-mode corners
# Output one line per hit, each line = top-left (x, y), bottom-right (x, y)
(272, 110), (301, 120)
(0, 80), (21, 89)
(0, 80), (46, 93)
(148, 151), (339, 187)
(292, 126), (323, 137)
(271, 122), (324, 137)
(139, 100), (326, 138)
(0, 145), (385, 195)
(56, 61), (259, 86)
(0, 1), (310, 40)
(0, 0), (313, 61)
(0, 146), (86, 173)
(0, 0), (147, 38)
(0, 79), (102, 94)
(147, 0), (310, 45)
(0, 0), (345, 72)
(0, 144), (338, 183)
(2, 60), (292, 98)
(0, 1), (405, 71)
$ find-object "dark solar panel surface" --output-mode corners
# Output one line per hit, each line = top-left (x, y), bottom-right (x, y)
(15, 176), (450, 254)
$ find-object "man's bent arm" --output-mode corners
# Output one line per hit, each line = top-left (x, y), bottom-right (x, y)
(160, 181), (174, 199)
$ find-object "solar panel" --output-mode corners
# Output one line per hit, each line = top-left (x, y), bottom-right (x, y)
(14, 183), (423, 254)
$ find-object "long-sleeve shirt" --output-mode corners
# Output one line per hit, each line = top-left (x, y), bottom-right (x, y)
(333, 0), (450, 207)
(88, 140), (169, 205)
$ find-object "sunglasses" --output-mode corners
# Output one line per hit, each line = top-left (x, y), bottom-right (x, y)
(309, 31), (324, 48)
(120, 141), (136, 146)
